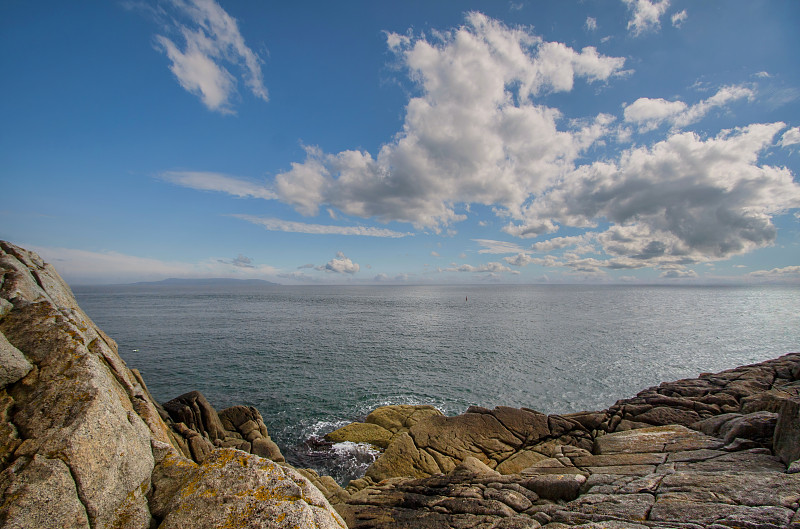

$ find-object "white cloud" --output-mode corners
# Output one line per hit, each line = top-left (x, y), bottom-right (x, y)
(623, 0), (670, 36)
(585, 17), (597, 31)
(510, 123), (800, 266)
(660, 268), (698, 279)
(447, 261), (516, 274)
(274, 13), (626, 231)
(529, 233), (596, 252)
(155, 0), (268, 113)
(779, 126), (800, 147)
(749, 265), (800, 279)
(430, 251), (441, 258)
(319, 252), (359, 274)
(231, 215), (413, 238)
(624, 84), (754, 132)
(670, 9), (688, 28)
(32, 245), (279, 285)
(473, 239), (526, 254)
(755, 71), (771, 79)
(161, 171), (277, 199)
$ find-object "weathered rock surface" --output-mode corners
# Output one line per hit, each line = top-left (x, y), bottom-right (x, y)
(0, 241), (341, 529)
(152, 444), (346, 529)
(326, 405), (443, 449)
(163, 391), (285, 464)
(331, 352), (800, 528)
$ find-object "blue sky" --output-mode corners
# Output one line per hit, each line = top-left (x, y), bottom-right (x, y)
(2, 0), (799, 285)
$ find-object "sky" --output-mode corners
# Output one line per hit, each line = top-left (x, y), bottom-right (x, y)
(2, 0), (799, 285)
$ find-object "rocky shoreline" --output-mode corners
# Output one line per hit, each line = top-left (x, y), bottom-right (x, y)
(1, 240), (799, 529)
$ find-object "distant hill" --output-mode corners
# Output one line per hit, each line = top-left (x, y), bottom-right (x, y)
(129, 278), (280, 287)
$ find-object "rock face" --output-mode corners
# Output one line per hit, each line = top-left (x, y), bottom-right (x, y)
(0, 241), (343, 529)
(163, 391), (285, 464)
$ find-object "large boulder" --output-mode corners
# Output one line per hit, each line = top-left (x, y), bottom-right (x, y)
(325, 404), (443, 450)
(152, 445), (346, 529)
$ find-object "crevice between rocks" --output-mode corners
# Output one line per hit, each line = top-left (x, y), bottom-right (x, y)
(57, 454), (95, 529)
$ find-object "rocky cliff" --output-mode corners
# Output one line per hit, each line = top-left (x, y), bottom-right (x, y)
(0, 241), (345, 529)
(2, 240), (799, 529)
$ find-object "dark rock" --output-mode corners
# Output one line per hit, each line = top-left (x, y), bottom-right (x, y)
(162, 391), (227, 441)
(774, 397), (800, 465)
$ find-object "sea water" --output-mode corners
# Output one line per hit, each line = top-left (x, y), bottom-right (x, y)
(73, 284), (800, 483)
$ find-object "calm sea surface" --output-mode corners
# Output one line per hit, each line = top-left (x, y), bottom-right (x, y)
(73, 284), (799, 483)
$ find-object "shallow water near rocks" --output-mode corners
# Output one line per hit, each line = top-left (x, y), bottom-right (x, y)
(73, 283), (800, 484)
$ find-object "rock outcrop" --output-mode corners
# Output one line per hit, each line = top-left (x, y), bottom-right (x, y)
(162, 390), (285, 464)
(328, 354), (800, 528)
(0, 241), (344, 528)
(325, 405), (443, 449)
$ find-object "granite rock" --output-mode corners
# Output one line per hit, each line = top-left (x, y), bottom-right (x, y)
(0, 241), (338, 529)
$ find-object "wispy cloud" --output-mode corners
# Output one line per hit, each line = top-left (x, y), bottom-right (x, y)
(623, 84), (755, 132)
(623, 0), (670, 36)
(670, 9), (688, 28)
(446, 262), (517, 274)
(32, 245), (278, 285)
(473, 239), (527, 254)
(232, 214), (413, 238)
(154, 0), (268, 113)
(585, 17), (597, 32)
(161, 171), (277, 199)
(779, 126), (800, 147)
(218, 254), (255, 268)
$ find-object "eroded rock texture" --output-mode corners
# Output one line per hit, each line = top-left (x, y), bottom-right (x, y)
(0, 241), (343, 529)
(328, 355), (800, 528)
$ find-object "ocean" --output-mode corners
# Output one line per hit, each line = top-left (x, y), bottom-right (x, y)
(73, 283), (799, 484)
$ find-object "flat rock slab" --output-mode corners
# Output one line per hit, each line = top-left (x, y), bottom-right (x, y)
(594, 425), (723, 455)
(649, 497), (794, 527)
(657, 470), (800, 509)
(572, 453), (666, 467)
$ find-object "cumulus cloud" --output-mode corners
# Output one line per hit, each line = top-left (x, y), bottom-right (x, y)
(510, 123), (800, 266)
(155, 0), (268, 113)
(623, 0), (670, 36)
(670, 9), (688, 28)
(231, 215), (412, 238)
(660, 268), (698, 279)
(749, 265), (800, 280)
(529, 233), (597, 253)
(274, 13), (626, 230)
(161, 171), (277, 199)
(319, 252), (360, 274)
(779, 126), (800, 147)
(624, 84), (754, 132)
(32, 245), (279, 285)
